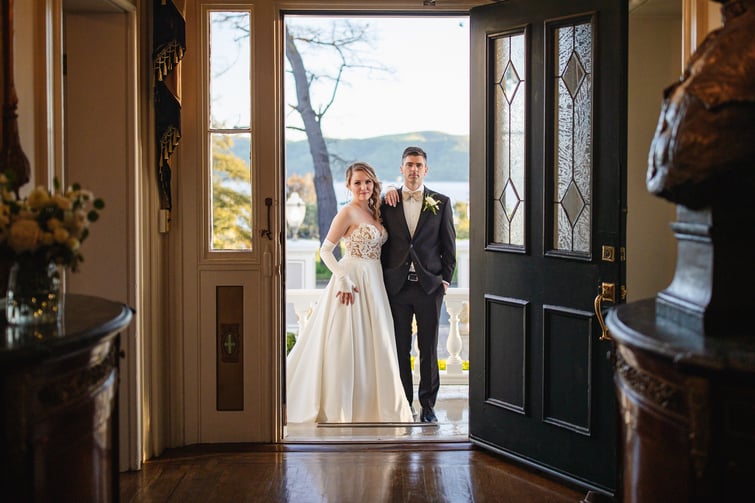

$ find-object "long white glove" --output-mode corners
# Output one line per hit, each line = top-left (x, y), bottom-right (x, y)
(320, 239), (356, 293)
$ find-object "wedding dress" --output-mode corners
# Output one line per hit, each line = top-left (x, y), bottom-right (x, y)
(286, 223), (413, 423)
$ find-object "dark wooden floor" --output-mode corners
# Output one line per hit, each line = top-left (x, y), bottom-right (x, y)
(120, 442), (588, 502)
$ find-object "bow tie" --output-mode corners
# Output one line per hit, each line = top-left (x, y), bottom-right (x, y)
(403, 190), (423, 202)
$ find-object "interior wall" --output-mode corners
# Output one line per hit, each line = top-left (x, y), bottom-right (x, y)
(63, 10), (141, 471)
(12, 0), (35, 191)
(626, 13), (681, 302)
(64, 13), (130, 304)
(707, 0), (722, 31)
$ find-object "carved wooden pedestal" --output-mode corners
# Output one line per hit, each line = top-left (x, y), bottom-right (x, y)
(0, 294), (133, 502)
(606, 300), (755, 503)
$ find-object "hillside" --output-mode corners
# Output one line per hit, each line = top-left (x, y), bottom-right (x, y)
(285, 131), (469, 183)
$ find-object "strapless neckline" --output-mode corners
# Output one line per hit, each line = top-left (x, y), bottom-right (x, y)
(350, 222), (384, 235)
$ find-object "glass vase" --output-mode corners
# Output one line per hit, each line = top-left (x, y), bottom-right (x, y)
(5, 260), (63, 325)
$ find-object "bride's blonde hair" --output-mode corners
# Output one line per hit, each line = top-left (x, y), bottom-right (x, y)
(345, 161), (382, 221)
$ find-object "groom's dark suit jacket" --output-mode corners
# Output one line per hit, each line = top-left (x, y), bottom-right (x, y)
(381, 187), (456, 295)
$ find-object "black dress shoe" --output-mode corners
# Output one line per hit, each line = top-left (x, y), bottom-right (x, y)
(420, 407), (438, 423)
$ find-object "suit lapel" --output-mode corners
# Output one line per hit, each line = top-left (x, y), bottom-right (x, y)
(413, 188), (432, 235)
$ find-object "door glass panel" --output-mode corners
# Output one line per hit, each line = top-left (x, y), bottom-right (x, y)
(490, 31), (526, 248)
(209, 11), (253, 251)
(551, 21), (592, 255)
(211, 132), (252, 249)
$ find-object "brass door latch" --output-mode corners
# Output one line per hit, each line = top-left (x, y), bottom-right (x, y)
(594, 282), (615, 341)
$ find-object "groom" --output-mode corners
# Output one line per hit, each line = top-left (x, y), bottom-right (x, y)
(381, 146), (456, 423)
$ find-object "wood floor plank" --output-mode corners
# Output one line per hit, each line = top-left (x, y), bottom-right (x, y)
(120, 444), (586, 502)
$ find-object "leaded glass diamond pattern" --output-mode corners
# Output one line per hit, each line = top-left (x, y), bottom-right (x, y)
(561, 180), (585, 227)
(551, 21), (593, 255)
(561, 52), (586, 99)
(501, 179), (521, 222)
(491, 32), (526, 247)
(499, 61), (521, 105)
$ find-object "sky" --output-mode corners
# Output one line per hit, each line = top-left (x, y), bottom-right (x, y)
(283, 16), (470, 142)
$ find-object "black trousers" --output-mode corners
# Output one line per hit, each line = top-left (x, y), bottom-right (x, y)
(388, 279), (444, 409)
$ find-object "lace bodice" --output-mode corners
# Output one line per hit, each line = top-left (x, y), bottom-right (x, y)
(343, 223), (386, 260)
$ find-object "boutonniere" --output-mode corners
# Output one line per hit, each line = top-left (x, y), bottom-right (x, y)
(423, 195), (439, 214)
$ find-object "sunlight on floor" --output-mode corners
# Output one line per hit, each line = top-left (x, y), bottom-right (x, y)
(284, 385), (469, 442)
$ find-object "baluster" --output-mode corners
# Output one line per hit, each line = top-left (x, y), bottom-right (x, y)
(286, 290), (318, 336)
(293, 303), (312, 334)
(412, 315), (420, 383)
(445, 296), (464, 376)
(459, 301), (469, 362)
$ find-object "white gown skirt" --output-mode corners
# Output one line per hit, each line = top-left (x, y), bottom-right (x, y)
(286, 255), (413, 423)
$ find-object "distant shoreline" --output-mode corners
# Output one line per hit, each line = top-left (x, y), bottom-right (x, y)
(335, 180), (469, 206)
(284, 130), (470, 183)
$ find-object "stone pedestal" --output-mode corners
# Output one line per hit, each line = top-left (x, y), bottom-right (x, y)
(656, 205), (755, 336)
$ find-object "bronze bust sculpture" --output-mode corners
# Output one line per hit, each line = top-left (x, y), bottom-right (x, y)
(646, 0), (755, 334)
(646, 0), (755, 210)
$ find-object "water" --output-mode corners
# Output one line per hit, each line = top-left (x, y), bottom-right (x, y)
(227, 179), (469, 206)
(335, 181), (469, 206)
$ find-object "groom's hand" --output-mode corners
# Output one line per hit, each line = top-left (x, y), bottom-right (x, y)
(336, 286), (359, 305)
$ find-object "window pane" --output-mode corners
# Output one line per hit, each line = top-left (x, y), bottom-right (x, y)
(491, 31), (526, 248)
(208, 10), (253, 252)
(552, 21), (592, 255)
(211, 133), (252, 250)
(210, 12), (251, 129)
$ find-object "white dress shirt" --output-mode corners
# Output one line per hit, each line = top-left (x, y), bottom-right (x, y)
(402, 185), (424, 237)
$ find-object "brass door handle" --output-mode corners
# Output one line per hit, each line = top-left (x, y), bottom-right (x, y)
(260, 197), (273, 240)
(594, 282), (615, 341)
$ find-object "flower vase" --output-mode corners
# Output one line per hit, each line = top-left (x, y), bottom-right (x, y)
(5, 260), (63, 325)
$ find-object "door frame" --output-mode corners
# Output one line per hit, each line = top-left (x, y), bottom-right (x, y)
(175, 0), (490, 448)
(270, 0), (489, 442)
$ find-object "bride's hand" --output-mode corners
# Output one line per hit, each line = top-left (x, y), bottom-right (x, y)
(383, 185), (399, 207)
(336, 286), (359, 305)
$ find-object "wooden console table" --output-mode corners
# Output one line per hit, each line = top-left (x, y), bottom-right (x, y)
(606, 299), (755, 502)
(0, 294), (133, 502)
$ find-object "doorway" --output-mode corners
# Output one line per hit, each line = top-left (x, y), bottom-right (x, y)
(282, 14), (471, 442)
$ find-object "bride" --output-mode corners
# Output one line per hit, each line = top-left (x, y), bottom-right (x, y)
(286, 161), (413, 423)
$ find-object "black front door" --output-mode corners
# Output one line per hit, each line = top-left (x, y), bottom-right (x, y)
(468, 0), (627, 495)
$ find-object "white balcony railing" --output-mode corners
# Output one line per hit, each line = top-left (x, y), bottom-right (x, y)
(286, 239), (470, 385)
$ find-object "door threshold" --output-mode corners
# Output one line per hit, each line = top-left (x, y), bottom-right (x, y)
(316, 421), (438, 428)
(279, 440), (474, 451)
(283, 425), (468, 443)
(283, 385), (469, 443)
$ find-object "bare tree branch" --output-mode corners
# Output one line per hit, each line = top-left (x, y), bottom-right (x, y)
(212, 15), (391, 251)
